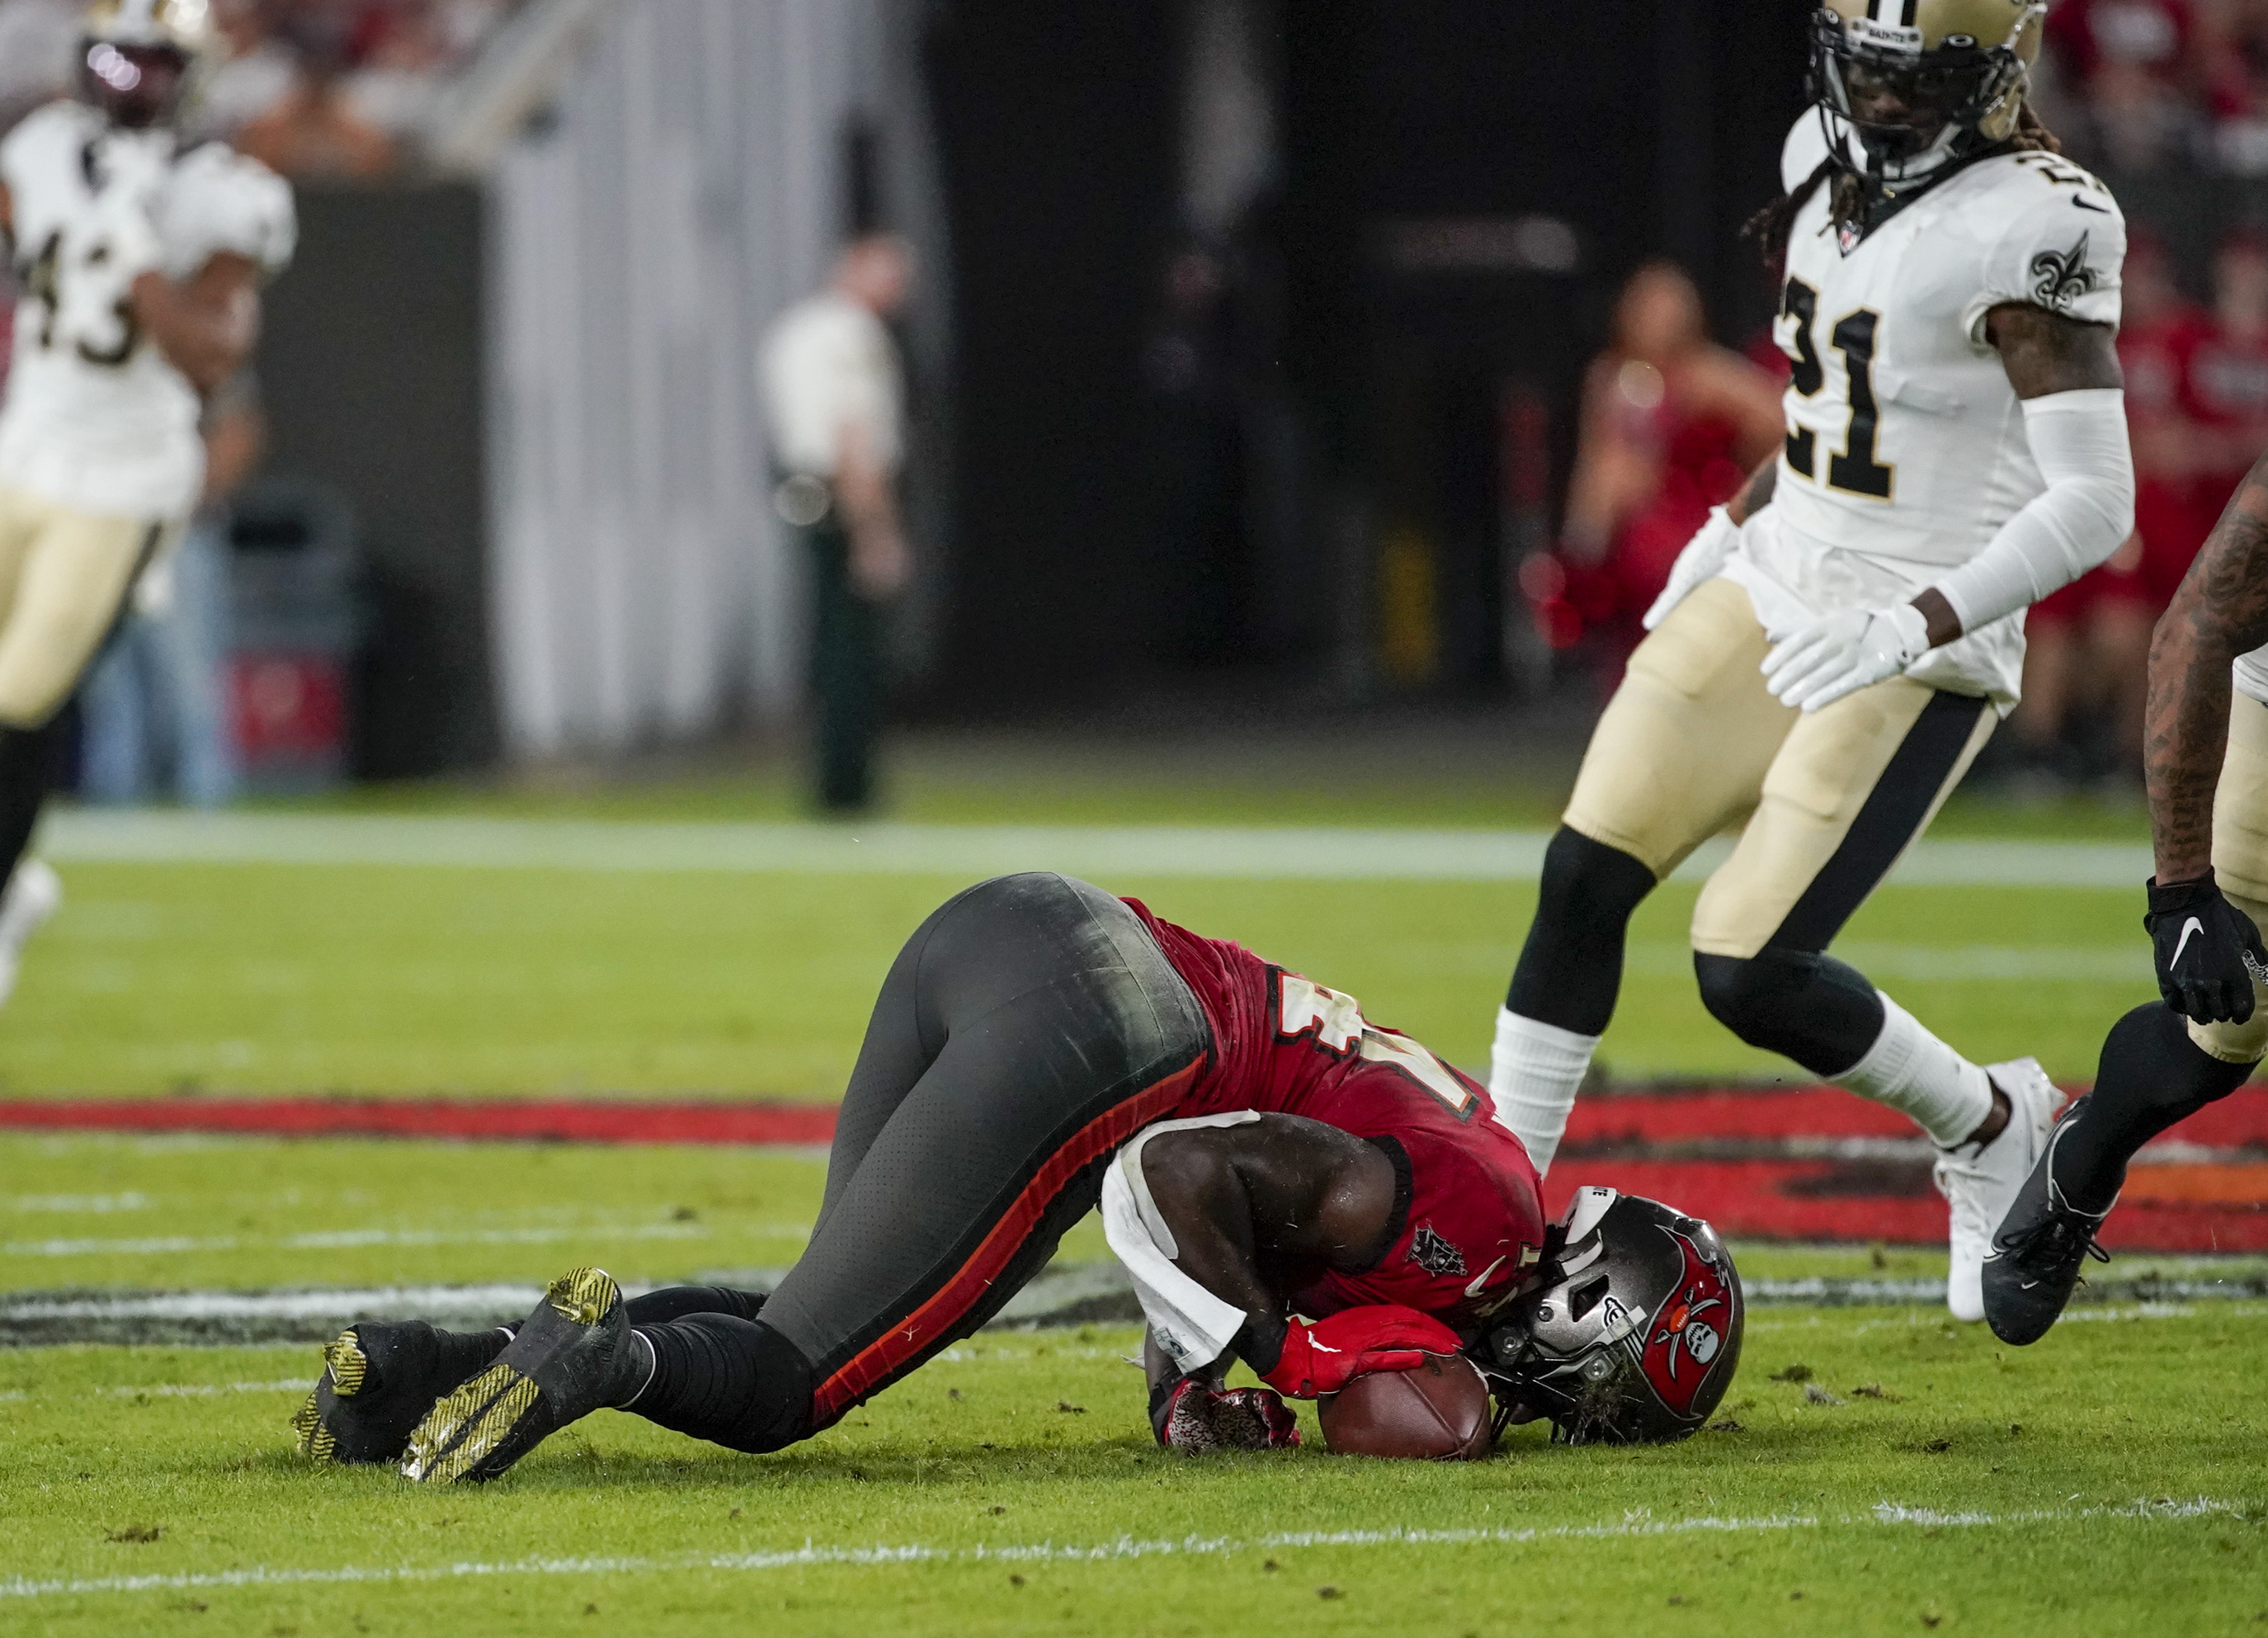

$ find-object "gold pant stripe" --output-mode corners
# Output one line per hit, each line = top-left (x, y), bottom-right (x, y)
(1563, 576), (1996, 963)
(0, 484), (169, 730)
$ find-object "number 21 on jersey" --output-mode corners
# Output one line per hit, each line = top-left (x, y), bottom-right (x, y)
(1276, 973), (1478, 1121)
(1778, 277), (1893, 502)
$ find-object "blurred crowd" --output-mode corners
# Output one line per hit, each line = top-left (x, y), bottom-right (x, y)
(0, 0), (522, 174)
(2037, 0), (2268, 180)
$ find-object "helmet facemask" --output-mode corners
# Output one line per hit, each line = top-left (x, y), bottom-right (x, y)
(78, 0), (216, 130)
(81, 40), (192, 129)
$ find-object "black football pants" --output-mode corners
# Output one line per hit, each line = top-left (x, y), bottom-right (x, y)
(625, 872), (1211, 1453)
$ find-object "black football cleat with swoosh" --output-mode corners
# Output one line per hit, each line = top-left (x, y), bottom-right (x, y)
(1980, 1108), (2112, 1346)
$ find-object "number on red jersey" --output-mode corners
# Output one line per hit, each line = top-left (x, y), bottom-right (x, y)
(1276, 973), (1477, 1121)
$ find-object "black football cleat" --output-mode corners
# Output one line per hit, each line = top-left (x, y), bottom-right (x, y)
(1981, 1116), (2112, 1347)
(400, 1267), (645, 1485)
(291, 1320), (491, 1466)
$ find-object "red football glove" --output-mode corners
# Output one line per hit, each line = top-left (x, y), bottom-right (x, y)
(1152, 1379), (1301, 1453)
(1258, 1305), (1464, 1400)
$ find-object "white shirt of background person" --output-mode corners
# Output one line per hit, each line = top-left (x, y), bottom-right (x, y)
(757, 234), (914, 600)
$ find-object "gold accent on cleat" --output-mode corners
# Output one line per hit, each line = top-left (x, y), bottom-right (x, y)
(290, 1390), (323, 1457)
(403, 1362), (537, 1485)
(545, 1267), (618, 1327)
(323, 1329), (370, 1398)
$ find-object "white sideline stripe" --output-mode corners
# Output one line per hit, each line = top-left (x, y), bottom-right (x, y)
(39, 810), (2155, 889)
(0, 1220), (814, 1260)
(0, 1499), (2242, 1602)
(97, 1379), (307, 1399)
(0, 1285), (547, 1322)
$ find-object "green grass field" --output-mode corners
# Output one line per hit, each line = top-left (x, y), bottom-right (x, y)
(2, 758), (2250, 1635)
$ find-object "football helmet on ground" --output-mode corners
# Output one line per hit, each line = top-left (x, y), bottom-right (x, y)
(1474, 1188), (1743, 1445)
(78, 0), (217, 129)
(1810, 0), (2046, 185)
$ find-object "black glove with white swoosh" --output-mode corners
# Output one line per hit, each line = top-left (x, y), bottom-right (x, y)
(2146, 871), (2268, 1026)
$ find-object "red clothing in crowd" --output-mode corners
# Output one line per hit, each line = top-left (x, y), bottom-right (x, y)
(2035, 298), (2219, 626)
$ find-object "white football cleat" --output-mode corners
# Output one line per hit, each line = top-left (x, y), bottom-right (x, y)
(0, 858), (62, 1009)
(1935, 1057), (2062, 1322)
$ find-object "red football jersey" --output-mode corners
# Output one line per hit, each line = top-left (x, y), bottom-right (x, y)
(1129, 900), (1546, 1330)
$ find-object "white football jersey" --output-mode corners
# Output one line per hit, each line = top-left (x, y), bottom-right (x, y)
(2233, 645), (2268, 710)
(0, 100), (295, 520)
(1721, 113), (2126, 710)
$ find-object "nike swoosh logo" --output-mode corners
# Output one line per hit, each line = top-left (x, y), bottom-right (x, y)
(2173, 916), (2205, 969)
(2072, 197), (2110, 213)
(1464, 1255), (1509, 1299)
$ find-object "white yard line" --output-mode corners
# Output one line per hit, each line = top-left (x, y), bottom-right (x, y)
(0, 1498), (2244, 1602)
(41, 810), (2152, 889)
(0, 1221), (793, 1260)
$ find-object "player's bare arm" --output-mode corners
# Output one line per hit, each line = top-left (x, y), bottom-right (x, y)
(2146, 461), (2268, 883)
(1725, 451), (1778, 525)
(130, 248), (261, 396)
(1134, 1114), (1399, 1379)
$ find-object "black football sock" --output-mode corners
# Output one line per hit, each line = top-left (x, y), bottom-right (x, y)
(625, 1286), (767, 1327)
(2050, 1003), (2257, 1214)
(0, 720), (63, 889)
(627, 1314), (815, 1455)
(431, 1324), (513, 1381)
(1506, 828), (1657, 1034)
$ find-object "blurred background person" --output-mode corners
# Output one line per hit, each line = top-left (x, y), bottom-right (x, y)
(0, 0), (294, 1003)
(2006, 229), (2216, 788)
(760, 233), (915, 816)
(233, 1), (395, 178)
(77, 370), (266, 807)
(1551, 261), (1782, 666)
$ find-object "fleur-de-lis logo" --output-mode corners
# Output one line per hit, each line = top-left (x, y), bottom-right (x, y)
(2030, 233), (2097, 313)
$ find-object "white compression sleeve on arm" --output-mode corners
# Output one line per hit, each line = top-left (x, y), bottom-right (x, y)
(1099, 1121), (1256, 1376)
(1931, 389), (2135, 635)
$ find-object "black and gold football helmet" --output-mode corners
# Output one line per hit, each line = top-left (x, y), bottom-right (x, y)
(78, 0), (218, 129)
(1810, 0), (2047, 184)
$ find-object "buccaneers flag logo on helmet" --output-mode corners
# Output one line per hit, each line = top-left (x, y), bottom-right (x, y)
(1638, 1231), (1733, 1415)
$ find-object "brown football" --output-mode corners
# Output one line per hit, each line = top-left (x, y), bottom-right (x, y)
(1318, 1353), (1494, 1461)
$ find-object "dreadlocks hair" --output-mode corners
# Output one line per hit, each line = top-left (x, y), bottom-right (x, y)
(1742, 100), (2065, 286)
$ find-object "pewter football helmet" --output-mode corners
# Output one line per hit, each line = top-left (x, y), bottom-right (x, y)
(1476, 1188), (1744, 1446)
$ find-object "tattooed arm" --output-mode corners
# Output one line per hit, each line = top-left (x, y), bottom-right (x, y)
(1726, 452), (1778, 526)
(2148, 462), (2268, 882)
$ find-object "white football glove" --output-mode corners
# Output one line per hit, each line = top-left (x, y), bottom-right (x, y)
(1642, 506), (1738, 632)
(1761, 602), (1931, 713)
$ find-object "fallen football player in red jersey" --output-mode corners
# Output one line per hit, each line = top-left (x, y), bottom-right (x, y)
(290, 873), (1742, 1480)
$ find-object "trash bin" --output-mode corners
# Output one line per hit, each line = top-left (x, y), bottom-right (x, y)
(225, 476), (361, 795)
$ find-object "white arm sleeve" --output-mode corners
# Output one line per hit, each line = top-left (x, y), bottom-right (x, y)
(1099, 1115), (1259, 1376)
(1931, 388), (2136, 635)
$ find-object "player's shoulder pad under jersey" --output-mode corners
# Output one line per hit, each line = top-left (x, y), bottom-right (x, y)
(1780, 110), (1835, 195)
(161, 142), (297, 279)
(1954, 150), (2126, 347)
(0, 99), (100, 192)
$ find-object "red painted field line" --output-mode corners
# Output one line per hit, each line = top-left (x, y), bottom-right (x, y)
(6, 1086), (2266, 1148)
(0, 1098), (839, 1146)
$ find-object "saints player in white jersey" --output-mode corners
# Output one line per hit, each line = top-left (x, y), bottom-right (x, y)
(0, 0), (293, 1002)
(1486, 0), (2136, 1321)
(1984, 455), (2268, 1343)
